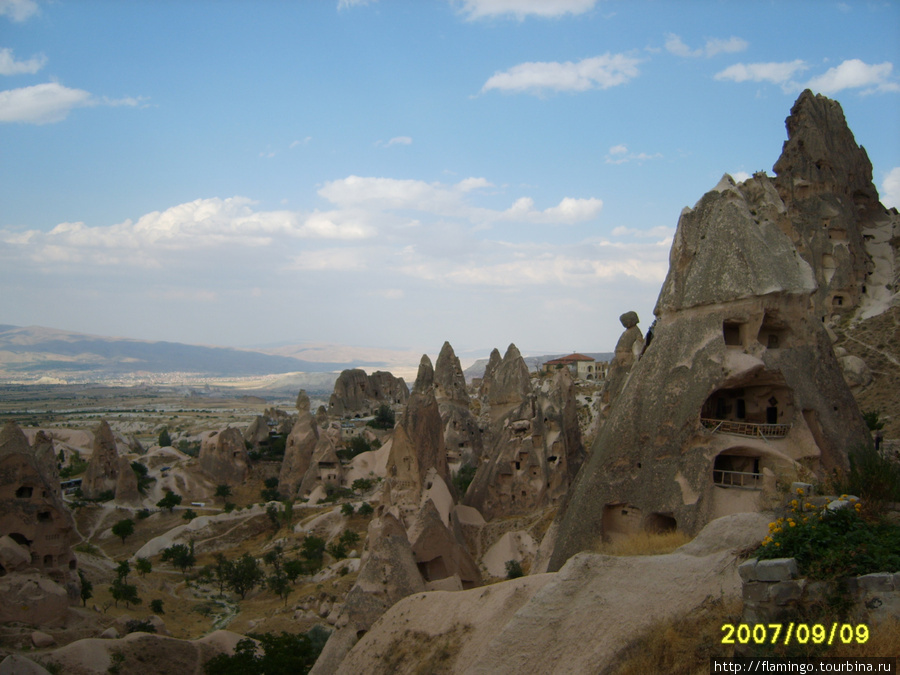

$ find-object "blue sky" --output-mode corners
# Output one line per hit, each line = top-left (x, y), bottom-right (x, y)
(1, 0), (898, 361)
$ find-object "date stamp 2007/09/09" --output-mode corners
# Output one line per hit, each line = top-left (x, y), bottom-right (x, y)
(721, 623), (869, 647)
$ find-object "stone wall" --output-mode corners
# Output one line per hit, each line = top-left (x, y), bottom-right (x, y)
(740, 557), (900, 625)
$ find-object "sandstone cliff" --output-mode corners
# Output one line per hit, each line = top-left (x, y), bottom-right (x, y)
(550, 92), (880, 570)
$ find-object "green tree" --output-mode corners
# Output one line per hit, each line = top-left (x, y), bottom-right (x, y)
(215, 484), (232, 500)
(183, 508), (197, 521)
(358, 502), (374, 516)
(149, 598), (164, 614)
(326, 541), (347, 560)
(135, 557), (152, 577)
(131, 461), (155, 494)
(161, 542), (196, 573)
(78, 569), (93, 607)
(266, 504), (280, 530)
(338, 436), (374, 462)
(300, 535), (326, 570)
(339, 529), (360, 548)
(351, 477), (374, 493)
(367, 404), (395, 430)
(116, 559), (131, 581)
(110, 577), (141, 608)
(261, 477), (280, 502)
(158, 427), (172, 447)
(340, 502), (355, 517)
(213, 553), (232, 594)
(226, 553), (264, 600)
(112, 518), (135, 544)
(157, 491), (182, 512)
(204, 630), (327, 675)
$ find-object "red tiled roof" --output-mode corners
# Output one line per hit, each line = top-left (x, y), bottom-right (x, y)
(544, 353), (595, 365)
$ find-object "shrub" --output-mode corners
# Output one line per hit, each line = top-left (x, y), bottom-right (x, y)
(158, 427), (172, 448)
(125, 619), (156, 634)
(157, 491), (182, 512)
(111, 518), (135, 544)
(367, 404), (395, 430)
(131, 461), (155, 494)
(338, 436), (373, 462)
(358, 502), (374, 517)
(182, 509), (197, 521)
(452, 464), (477, 498)
(136, 508), (151, 520)
(204, 629), (328, 675)
(756, 489), (900, 581)
(149, 598), (164, 614)
(340, 502), (355, 517)
(505, 559), (524, 579)
(829, 444), (900, 507)
(351, 477), (374, 493)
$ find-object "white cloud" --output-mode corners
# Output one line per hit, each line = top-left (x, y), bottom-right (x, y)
(805, 59), (898, 95)
(665, 34), (747, 58)
(457, 0), (597, 20)
(882, 168), (900, 209)
(457, 177), (493, 192)
(0, 82), (145, 124)
(0, 82), (91, 124)
(714, 60), (808, 90)
(379, 136), (412, 147)
(704, 36), (749, 57)
(611, 225), (674, 241)
(0, 47), (46, 75)
(337, 0), (374, 10)
(482, 53), (642, 95)
(0, 0), (39, 22)
(604, 144), (662, 165)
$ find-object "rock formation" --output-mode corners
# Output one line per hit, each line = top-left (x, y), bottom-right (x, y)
(278, 391), (320, 498)
(550, 92), (878, 571)
(465, 346), (585, 520)
(384, 356), (450, 515)
(198, 426), (250, 486)
(772, 90), (899, 321)
(81, 420), (140, 504)
(242, 415), (270, 449)
(601, 311), (644, 409)
(328, 369), (409, 418)
(333, 513), (768, 675)
(434, 341), (484, 470)
(297, 436), (344, 499)
(0, 422), (79, 624)
(310, 512), (425, 675)
(408, 498), (481, 590)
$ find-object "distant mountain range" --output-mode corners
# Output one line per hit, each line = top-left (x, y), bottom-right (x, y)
(0, 325), (377, 379)
(0, 324), (616, 385)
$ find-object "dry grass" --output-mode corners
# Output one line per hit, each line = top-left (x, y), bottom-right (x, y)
(825, 619), (900, 658)
(597, 529), (693, 557)
(608, 596), (740, 675)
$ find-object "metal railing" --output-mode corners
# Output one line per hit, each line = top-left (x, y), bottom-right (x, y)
(713, 469), (762, 490)
(700, 418), (791, 439)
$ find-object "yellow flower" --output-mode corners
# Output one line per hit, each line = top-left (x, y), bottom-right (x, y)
(789, 521), (796, 527)
(790, 499), (799, 509)
(774, 542), (780, 547)
(796, 488), (805, 496)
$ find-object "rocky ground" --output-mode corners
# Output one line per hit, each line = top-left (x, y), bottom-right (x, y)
(835, 305), (900, 437)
